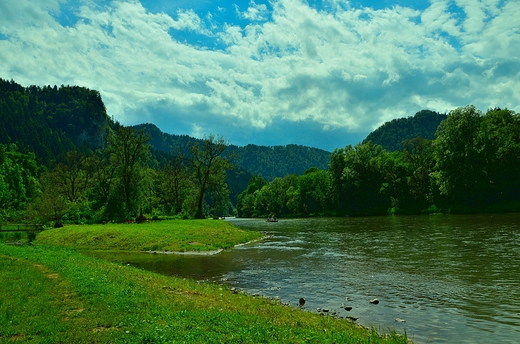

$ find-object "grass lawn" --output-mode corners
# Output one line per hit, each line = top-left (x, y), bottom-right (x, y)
(33, 219), (263, 252)
(0, 220), (409, 343)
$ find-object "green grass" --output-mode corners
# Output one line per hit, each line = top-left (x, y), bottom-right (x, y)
(0, 244), (408, 343)
(1, 220), (409, 343)
(34, 220), (263, 252)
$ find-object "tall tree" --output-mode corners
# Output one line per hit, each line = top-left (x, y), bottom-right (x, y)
(328, 148), (347, 212)
(401, 137), (436, 212)
(236, 175), (267, 217)
(341, 142), (388, 215)
(294, 167), (331, 214)
(186, 135), (233, 219)
(433, 105), (483, 209)
(157, 157), (191, 216)
(107, 126), (150, 217)
(0, 144), (41, 221)
(46, 151), (90, 203)
(476, 108), (520, 206)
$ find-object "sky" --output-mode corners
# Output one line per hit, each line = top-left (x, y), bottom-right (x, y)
(1, 0), (519, 151)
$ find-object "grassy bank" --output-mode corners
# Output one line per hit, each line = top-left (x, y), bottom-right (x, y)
(34, 220), (262, 252)
(0, 244), (408, 343)
(1, 220), (409, 343)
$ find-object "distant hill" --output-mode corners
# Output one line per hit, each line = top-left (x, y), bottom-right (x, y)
(132, 123), (331, 180)
(0, 78), (112, 165)
(363, 110), (447, 151)
(1, 78), (331, 180)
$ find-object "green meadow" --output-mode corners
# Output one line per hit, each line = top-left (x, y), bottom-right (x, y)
(0, 221), (408, 343)
(34, 220), (263, 252)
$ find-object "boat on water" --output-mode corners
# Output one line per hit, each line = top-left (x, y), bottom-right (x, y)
(266, 217), (278, 222)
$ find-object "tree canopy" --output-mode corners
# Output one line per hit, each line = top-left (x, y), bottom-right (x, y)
(2, 78), (519, 223)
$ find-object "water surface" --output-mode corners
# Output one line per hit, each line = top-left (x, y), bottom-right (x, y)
(91, 214), (520, 343)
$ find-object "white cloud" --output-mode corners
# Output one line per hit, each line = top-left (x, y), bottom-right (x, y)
(0, 0), (518, 150)
(236, 1), (269, 21)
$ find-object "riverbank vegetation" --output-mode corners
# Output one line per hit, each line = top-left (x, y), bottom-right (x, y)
(0, 242), (409, 343)
(1, 78), (519, 224)
(238, 106), (520, 217)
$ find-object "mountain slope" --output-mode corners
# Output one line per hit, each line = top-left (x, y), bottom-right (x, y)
(133, 123), (331, 180)
(0, 78), (111, 165)
(363, 110), (447, 151)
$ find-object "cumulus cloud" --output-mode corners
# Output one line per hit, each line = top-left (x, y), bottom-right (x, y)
(236, 1), (269, 21)
(0, 0), (518, 151)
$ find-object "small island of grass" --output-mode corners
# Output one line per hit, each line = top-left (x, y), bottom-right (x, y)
(33, 219), (263, 253)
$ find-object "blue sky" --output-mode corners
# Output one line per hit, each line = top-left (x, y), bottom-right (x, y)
(1, 0), (519, 151)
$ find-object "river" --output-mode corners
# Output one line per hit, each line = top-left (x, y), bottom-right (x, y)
(92, 214), (520, 343)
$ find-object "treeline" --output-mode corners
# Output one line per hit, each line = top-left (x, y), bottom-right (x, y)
(2, 77), (519, 222)
(237, 106), (520, 217)
(0, 129), (234, 225)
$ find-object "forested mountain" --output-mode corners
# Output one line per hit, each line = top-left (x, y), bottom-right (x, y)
(0, 78), (329, 179)
(132, 123), (331, 180)
(363, 110), (447, 151)
(0, 78), (111, 165)
(0, 78), (332, 223)
(4, 78), (518, 224)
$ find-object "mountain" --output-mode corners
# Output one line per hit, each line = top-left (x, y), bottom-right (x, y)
(0, 78), (112, 165)
(132, 123), (331, 180)
(363, 110), (447, 151)
(1, 78), (331, 180)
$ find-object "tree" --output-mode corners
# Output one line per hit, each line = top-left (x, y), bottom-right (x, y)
(46, 151), (90, 203)
(236, 175), (267, 217)
(433, 106), (483, 209)
(84, 152), (116, 210)
(294, 167), (331, 215)
(328, 148), (347, 212)
(157, 157), (191, 216)
(400, 137), (436, 212)
(475, 108), (520, 207)
(32, 171), (68, 226)
(0, 144), (41, 221)
(341, 142), (388, 215)
(185, 135), (233, 219)
(255, 175), (298, 217)
(106, 126), (150, 218)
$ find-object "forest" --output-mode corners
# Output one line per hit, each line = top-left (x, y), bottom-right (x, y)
(238, 106), (520, 217)
(1, 78), (519, 225)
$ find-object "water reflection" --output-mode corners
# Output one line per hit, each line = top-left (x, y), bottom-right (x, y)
(88, 214), (520, 344)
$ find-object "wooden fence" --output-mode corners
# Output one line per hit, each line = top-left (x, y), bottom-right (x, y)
(0, 224), (44, 232)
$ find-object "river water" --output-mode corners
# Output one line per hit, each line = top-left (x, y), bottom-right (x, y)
(92, 214), (520, 343)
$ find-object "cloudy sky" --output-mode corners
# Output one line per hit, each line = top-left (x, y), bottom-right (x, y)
(1, 0), (519, 151)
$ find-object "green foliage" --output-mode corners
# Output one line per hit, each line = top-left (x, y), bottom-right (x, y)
(294, 167), (331, 215)
(363, 109), (447, 151)
(3, 77), (519, 220)
(0, 78), (112, 166)
(0, 144), (42, 221)
(236, 175), (266, 217)
(107, 126), (151, 217)
(432, 105), (484, 209)
(184, 135), (233, 219)
(227, 144), (331, 181)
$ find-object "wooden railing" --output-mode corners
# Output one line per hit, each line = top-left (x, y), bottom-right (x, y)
(0, 224), (44, 232)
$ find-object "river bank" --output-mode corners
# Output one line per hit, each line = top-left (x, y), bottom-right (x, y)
(0, 220), (409, 343)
